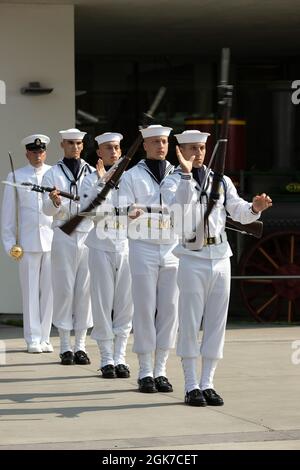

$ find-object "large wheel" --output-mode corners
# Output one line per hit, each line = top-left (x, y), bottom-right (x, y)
(238, 231), (300, 322)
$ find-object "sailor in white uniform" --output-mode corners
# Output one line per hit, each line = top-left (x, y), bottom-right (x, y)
(42, 128), (94, 365)
(1, 134), (54, 353)
(80, 132), (133, 379)
(162, 130), (272, 406)
(118, 125), (179, 393)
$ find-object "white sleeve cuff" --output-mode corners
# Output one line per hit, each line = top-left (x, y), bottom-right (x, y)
(250, 205), (261, 216)
(180, 173), (192, 180)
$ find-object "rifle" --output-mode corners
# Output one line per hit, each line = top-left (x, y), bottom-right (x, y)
(183, 49), (263, 249)
(204, 48), (263, 239)
(204, 48), (232, 224)
(225, 217), (263, 238)
(60, 86), (166, 236)
(2, 180), (79, 201)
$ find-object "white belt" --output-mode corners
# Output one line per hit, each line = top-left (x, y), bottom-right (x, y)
(203, 232), (227, 246)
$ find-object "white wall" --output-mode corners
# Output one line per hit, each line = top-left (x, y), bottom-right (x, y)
(0, 3), (75, 313)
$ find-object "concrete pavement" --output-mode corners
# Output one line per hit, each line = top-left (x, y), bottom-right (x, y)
(0, 322), (300, 450)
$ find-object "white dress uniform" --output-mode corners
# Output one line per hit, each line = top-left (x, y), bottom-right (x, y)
(119, 156), (179, 380)
(80, 170), (133, 368)
(1, 161), (53, 349)
(162, 163), (261, 392)
(42, 158), (94, 337)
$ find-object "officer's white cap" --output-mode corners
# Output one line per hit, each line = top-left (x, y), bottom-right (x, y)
(21, 134), (50, 149)
(140, 125), (172, 139)
(59, 128), (86, 140)
(175, 130), (210, 144)
(95, 132), (123, 146)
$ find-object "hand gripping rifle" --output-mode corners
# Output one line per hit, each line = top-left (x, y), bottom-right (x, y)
(1, 180), (80, 201)
(205, 48), (263, 238)
(59, 86), (166, 236)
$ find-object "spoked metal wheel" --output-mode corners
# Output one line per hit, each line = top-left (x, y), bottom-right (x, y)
(239, 231), (300, 322)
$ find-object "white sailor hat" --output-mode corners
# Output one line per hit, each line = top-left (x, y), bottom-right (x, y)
(175, 130), (210, 144)
(59, 128), (86, 140)
(95, 132), (123, 146)
(21, 134), (50, 150)
(140, 125), (172, 139)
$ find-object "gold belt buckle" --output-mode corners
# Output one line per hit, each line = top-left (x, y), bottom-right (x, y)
(206, 237), (216, 245)
(104, 220), (124, 230)
(147, 218), (170, 229)
(158, 219), (170, 229)
(115, 220), (125, 230)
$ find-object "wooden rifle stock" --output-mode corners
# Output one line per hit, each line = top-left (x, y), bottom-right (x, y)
(225, 216), (263, 238)
(59, 135), (143, 235)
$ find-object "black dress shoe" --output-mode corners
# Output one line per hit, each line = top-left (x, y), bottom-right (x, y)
(60, 351), (74, 365)
(115, 364), (130, 378)
(101, 364), (116, 378)
(74, 350), (91, 365)
(185, 389), (207, 407)
(138, 376), (157, 393)
(154, 376), (173, 392)
(202, 388), (224, 406)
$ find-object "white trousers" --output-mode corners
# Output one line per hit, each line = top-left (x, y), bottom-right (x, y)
(89, 248), (133, 341)
(18, 251), (53, 344)
(176, 256), (231, 359)
(51, 228), (92, 331)
(129, 240), (179, 354)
